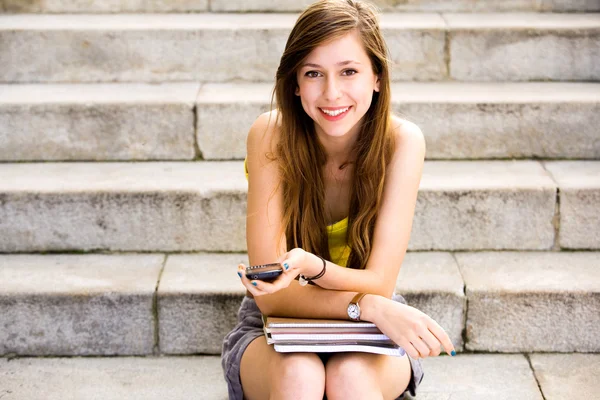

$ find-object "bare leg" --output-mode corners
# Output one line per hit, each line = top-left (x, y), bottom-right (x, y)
(240, 335), (326, 400)
(324, 352), (412, 400)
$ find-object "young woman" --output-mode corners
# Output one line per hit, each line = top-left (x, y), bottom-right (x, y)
(222, 1), (456, 399)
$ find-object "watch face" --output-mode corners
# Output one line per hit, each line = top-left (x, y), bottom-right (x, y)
(347, 304), (360, 319)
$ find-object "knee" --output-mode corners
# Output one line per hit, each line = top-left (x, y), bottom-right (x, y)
(273, 353), (326, 392)
(325, 354), (378, 397)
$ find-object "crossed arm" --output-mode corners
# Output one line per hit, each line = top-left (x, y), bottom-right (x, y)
(243, 112), (426, 315)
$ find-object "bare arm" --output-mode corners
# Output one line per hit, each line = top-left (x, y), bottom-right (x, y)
(255, 278), (381, 321)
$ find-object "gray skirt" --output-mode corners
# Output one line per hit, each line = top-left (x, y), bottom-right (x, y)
(221, 293), (424, 400)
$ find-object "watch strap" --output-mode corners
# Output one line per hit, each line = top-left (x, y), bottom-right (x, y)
(351, 292), (368, 305)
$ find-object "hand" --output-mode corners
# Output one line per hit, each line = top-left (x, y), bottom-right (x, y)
(372, 297), (456, 359)
(236, 248), (309, 297)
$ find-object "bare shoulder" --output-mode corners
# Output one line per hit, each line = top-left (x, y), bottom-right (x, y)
(247, 109), (282, 154)
(391, 115), (425, 148)
(245, 109), (283, 187)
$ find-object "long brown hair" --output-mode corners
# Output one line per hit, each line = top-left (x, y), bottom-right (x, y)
(266, 0), (395, 270)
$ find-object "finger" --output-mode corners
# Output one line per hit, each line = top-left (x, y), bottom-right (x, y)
(253, 273), (293, 294)
(426, 319), (456, 356)
(282, 251), (306, 273)
(237, 264), (267, 296)
(417, 327), (442, 357)
(408, 334), (431, 359)
(277, 251), (290, 265)
(398, 339), (421, 360)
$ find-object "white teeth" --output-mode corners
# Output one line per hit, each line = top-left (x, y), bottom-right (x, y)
(320, 107), (349, 116)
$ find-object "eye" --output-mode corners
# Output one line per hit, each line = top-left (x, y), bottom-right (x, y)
(343, 69), (357, 76)
(305, 71), (320, 78)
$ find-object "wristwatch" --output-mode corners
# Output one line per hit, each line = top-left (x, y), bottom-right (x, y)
(347, 292), (368, 321)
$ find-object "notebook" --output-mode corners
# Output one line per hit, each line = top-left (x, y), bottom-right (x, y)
(262, 315), (406, 357)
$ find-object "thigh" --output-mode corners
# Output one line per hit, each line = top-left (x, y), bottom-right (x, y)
(325, 352), (412, 400)
(240, 335), (326, 400)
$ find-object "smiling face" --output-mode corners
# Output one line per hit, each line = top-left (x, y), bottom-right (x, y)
(295, 29), (380, 142)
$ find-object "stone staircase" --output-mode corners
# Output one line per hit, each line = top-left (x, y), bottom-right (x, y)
(0, 0), (599, 399)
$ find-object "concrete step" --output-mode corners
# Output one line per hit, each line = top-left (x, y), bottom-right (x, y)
(0, 83), (200, 161)
(0, 160), (598, 252)
(1, 0), (598, 13)
(0, 13), (598, 83)
(0, 252), (598, 357)
(2, 353), (600, 400)
(0, 355), (229, 400)
(1, 82), (598, 161)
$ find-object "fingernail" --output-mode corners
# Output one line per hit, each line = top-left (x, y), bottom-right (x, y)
(252, 281), (257, 286)
(237, 272), (242, 278)
(284, 263), (289, 270)
(451, 350), (456, 356)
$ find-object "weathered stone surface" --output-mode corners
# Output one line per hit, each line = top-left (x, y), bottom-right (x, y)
(0, 161), (561, 252)
(196, 82), (600, 160)
(0, 0), (209, 12)
(446, 13), (600, 81)
(417, 354), (544, 400)
(3, 0), (595, 13)
(7, 354), (584, 399)
(530, 353), (600, 400)
(381, 14), (447, 81)
(544, 161), (600, 249)
(0, 13), (446, 83)
(0, 14), (293, 83)
(0, 162), (247, 252)
(2, 13), (595, 83)
(543, 0), (600, 12)
(2, 82), (597, 161)
(0, 83), (199, 161)
(196, 83), (274, 160)
(210, 0), (314, 12)
(158, 253), (248, 354)
(412, 161), (556, 250)
(456, 251), (600, 352)
(396, 252), (465, 352)
(0, 254), (163, 355)
(394, 82), (600, 159)
(0, 356), (228, 400)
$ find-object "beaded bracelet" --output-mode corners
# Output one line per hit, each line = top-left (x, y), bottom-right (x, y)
(298, 255), (326, 287)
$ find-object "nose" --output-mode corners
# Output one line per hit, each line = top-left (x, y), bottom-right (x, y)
(323, 76), (342, 101)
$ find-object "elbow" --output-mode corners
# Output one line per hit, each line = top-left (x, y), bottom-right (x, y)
(370, 271), (394, 299)
(381, 278), (397, 299)
(379, 284), (396, 300)
(375, 287), (395, 300)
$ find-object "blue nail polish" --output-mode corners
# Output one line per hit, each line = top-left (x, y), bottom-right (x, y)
(252, 281), (257, 286)
(284, 263), (289, 270)
(237, 272), (242, 278)
(451, 350), (456, 356)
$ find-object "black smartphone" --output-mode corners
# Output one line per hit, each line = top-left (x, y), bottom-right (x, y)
(245, 263), (284, 282)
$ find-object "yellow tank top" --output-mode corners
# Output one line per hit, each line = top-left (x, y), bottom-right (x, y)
(244, 158), (351, 267)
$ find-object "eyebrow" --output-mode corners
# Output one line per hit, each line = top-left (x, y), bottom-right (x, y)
(301, 60), (361, 69)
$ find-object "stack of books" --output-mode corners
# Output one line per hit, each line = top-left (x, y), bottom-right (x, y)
(262, 315), (406, 357)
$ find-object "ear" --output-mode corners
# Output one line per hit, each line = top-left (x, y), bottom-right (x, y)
(374, 74), (380, 92)
(295, 86), (300, 96)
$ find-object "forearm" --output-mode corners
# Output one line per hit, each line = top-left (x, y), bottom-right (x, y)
(255, 279), (383, 322)
(302, 252), (385, 295)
